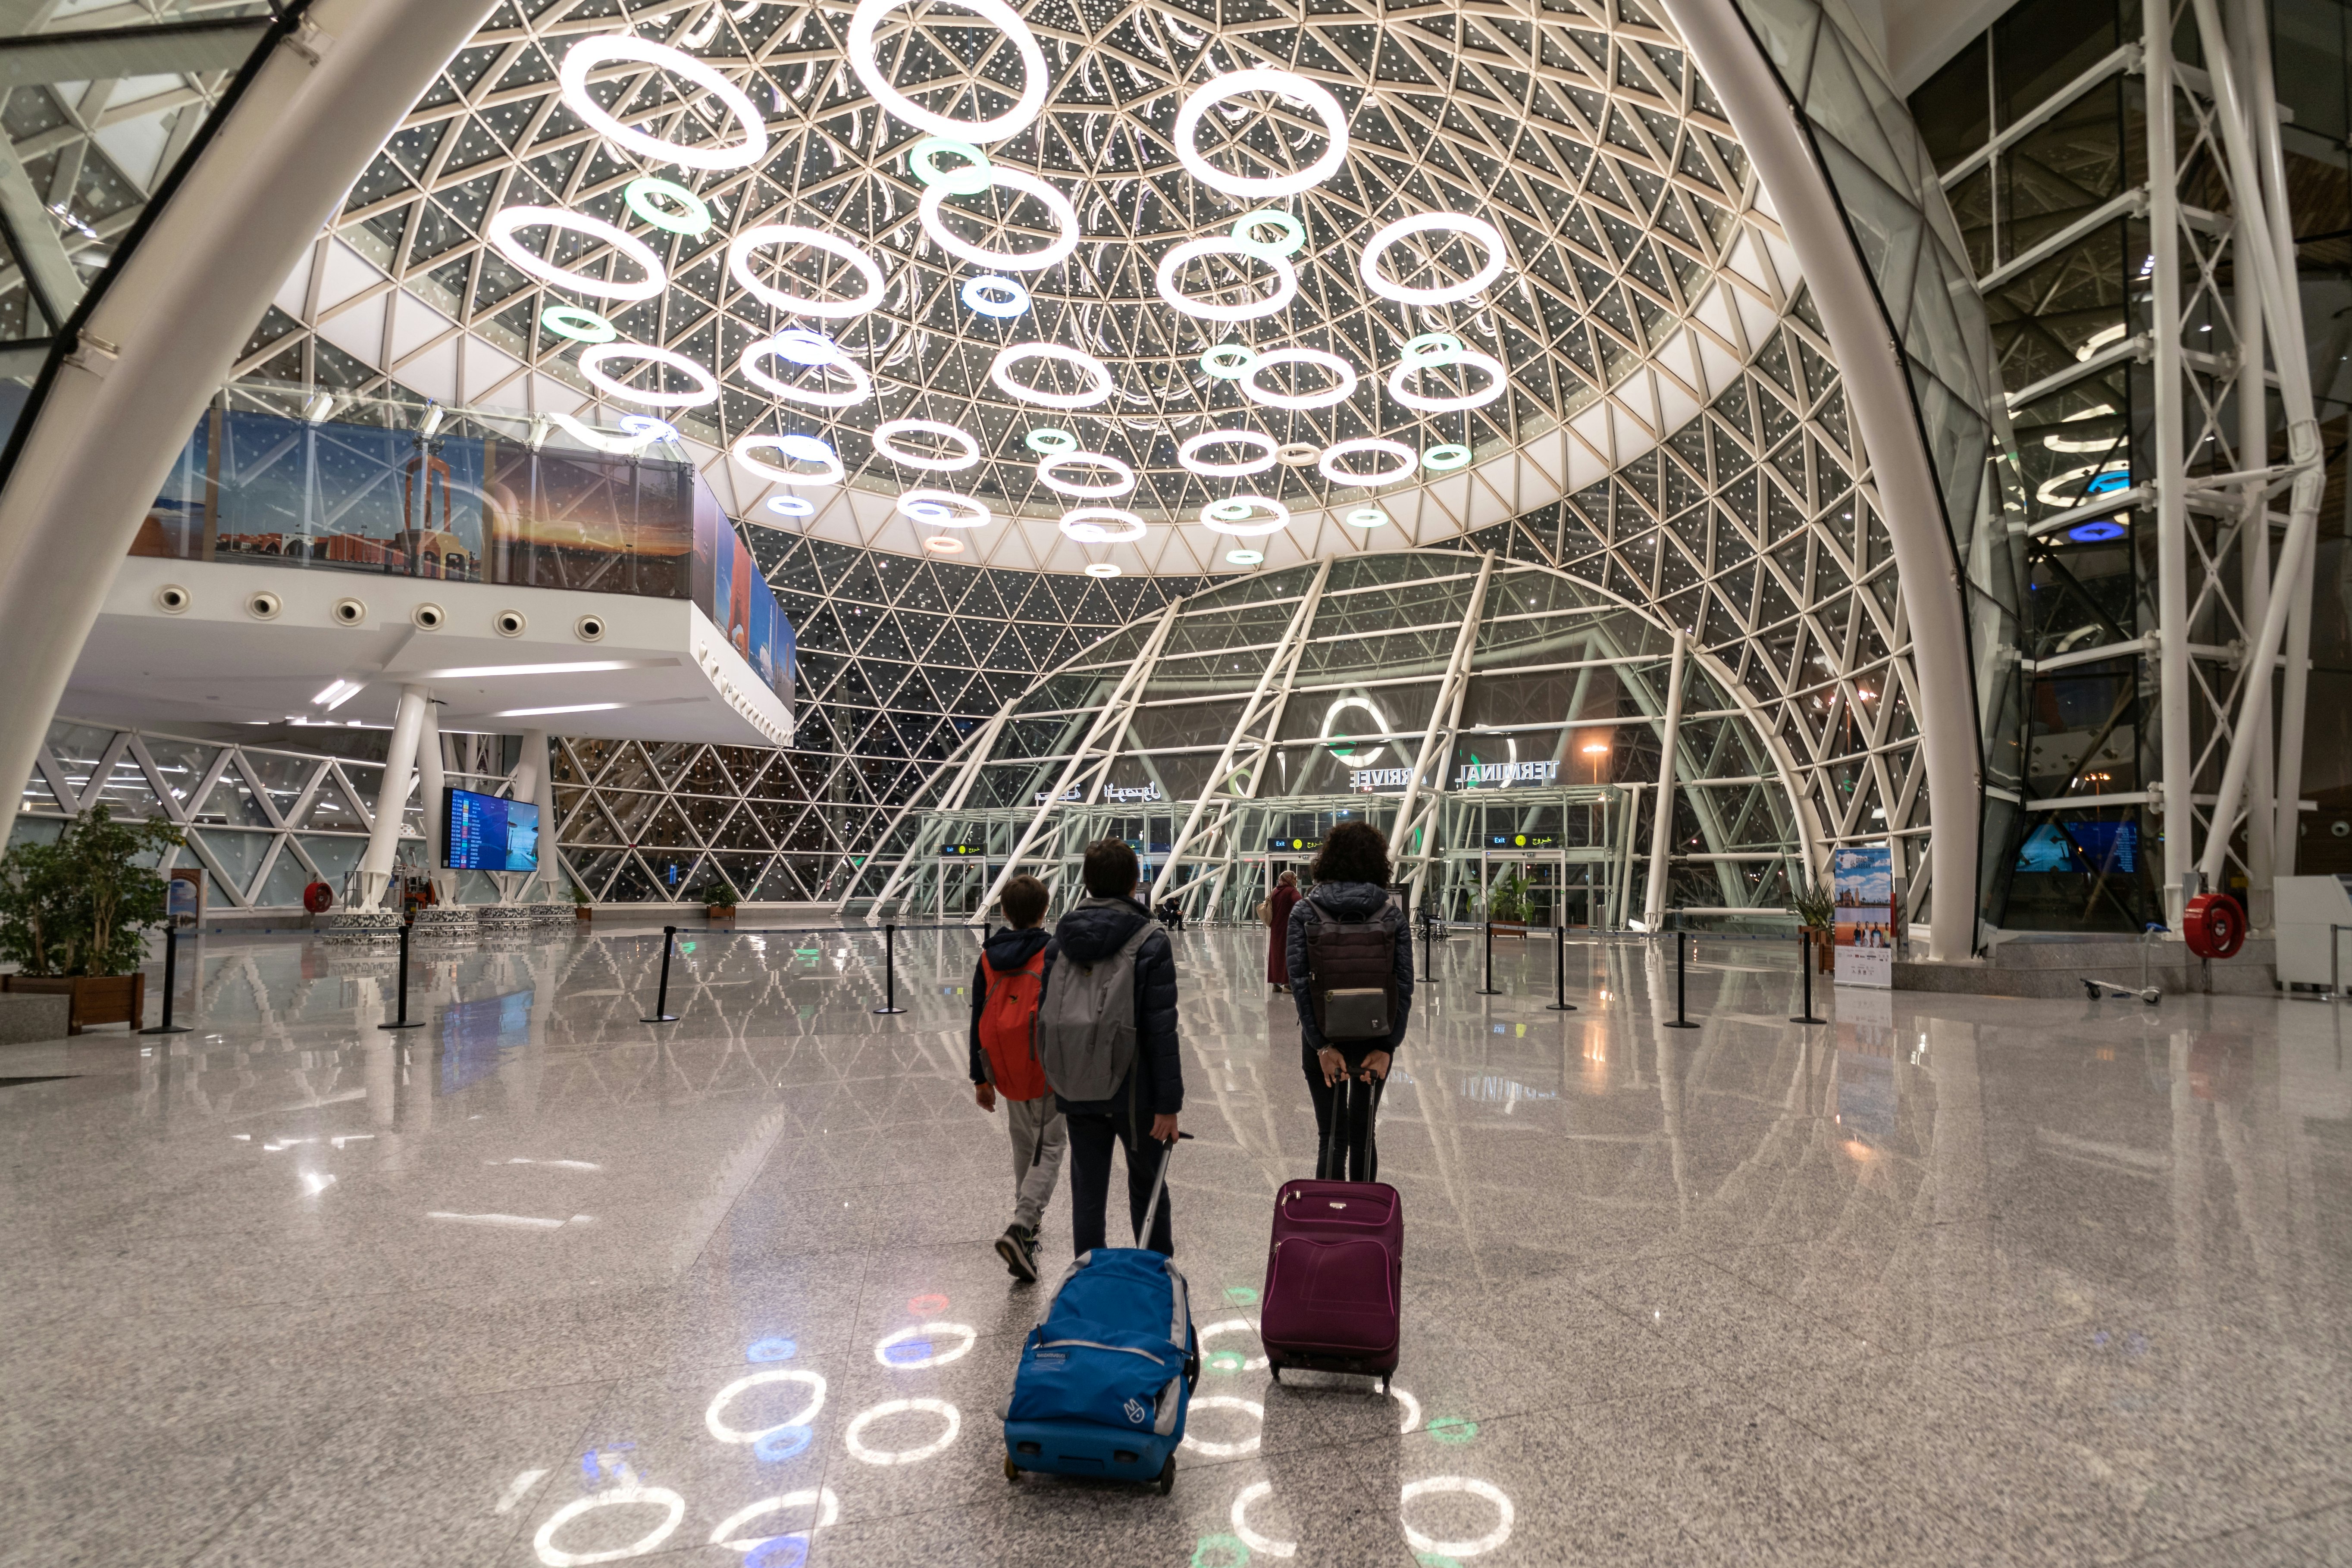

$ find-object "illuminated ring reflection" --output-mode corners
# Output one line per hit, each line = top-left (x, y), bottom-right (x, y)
(960, 273), (1031, 317)
(1198, 1318), (1270, 1371)
(1180, 1394), (1264, 1457)
(1178, 429), (1278, 477)
(918, 168), (1080, 271)
(1231, 1480), (1297, 1559)
(1318, 438), (1416, 487)
(1322, 693), (1390, 769)
(623, 176), (712, 236)
(1174, 69), (1350, 197)
(578, 342), (720, 408)
(1231, 208), (1307, 260)
(843, 1397), (961, 1465)
(752, 1424), (813, 1461)
(1154, 235), (1298, 322)
(848, 0), (1049, 142)
(706, 1368), (828, 1443)
(1391, 1386), (1422, 1434)
(1359, 213), (1510, 304)
(874, 1321), (977, 1367)
(1386, 349), (1506, 412)
(906, 136), (992, 194)
(1036, 450), (1137, 498)
(1199, 496), (1290, 536)
(872, 419), (982, 472)
(727, 225), (887, 319)
(897, 488), (991, 527)
(708, 1489), (841, 1551)
(1060, 508), (1146, 543)
(732, 434), (844, 486)
(1399, 1477), (1515, 1557)
(487, 207), (666, 302)
(533, 1484), (685, 1566)
(558, 34), (767, 171)
(990, 343), (1114, 408)
(739, 335), (872, 407)
(541, 305), (617, 343)
(1239, 347), (1358, 411)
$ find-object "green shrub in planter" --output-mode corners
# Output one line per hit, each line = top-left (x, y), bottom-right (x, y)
(0, 806), (183, 976)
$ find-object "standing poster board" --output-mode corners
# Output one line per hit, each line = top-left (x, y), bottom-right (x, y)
(1832, 844), (1894, 989)
(167, 867), (203, 930)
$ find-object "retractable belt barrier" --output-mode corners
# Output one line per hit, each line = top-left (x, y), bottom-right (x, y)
(637, 922), (982, 1023)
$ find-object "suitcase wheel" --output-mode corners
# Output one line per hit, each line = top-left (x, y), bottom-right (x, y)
(1003, 1455), (1021, 1482)
(1155, 1455), (1176, 1496)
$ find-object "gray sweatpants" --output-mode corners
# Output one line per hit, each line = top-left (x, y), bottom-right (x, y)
(1002, 1093), (1068, 1232)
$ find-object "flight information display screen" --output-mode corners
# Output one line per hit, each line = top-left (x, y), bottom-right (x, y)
(444, 788), (539, 871)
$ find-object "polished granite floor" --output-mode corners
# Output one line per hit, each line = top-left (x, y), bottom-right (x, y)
(3, 920), (2349, 1568)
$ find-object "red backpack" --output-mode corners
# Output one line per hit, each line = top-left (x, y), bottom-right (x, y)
(978, 948), (1051, 1100)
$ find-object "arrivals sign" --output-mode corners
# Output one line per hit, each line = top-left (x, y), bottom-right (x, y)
(1832, 843), (1895, 989)
(1350, 760), (1561, 791)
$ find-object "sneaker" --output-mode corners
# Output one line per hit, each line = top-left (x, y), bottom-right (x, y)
(996, 1224), (1039, 1283)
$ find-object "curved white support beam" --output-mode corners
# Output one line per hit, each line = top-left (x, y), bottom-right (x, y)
(0, 0), (501, 854)
(1657, 0), (1984, 961)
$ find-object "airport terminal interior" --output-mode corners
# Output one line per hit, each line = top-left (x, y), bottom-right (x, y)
(3, 0), (2352, 1560)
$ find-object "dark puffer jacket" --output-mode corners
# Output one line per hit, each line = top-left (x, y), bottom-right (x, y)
(1046, 894), (1183, 1119)
(1287, 880), (1414, 1053)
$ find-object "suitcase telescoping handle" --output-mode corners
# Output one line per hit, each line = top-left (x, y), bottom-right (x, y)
(1135, 1129), (1193, 1249)
(1318, 1066), (1380, 1182)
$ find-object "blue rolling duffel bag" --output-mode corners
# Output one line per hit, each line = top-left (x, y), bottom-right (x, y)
(1002, 1133), (1198, 1494)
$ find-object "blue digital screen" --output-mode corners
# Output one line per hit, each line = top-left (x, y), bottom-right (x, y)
(444, 787), (540, 871)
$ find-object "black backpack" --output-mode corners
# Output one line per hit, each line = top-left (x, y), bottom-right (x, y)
(1304, 901), (1402, 1041)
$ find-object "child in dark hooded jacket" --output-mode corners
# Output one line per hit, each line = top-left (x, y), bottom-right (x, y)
(1287, 822), (1413, 1181)
(969, 874), (1062, 1282)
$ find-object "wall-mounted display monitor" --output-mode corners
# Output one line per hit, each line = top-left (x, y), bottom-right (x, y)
(445, 788), (539, 871)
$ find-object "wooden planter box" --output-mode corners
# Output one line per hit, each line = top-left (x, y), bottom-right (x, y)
(1488, 920), (1529, 937)
(3, 972), (146, 1033)
(574, 906), (593, 922)
(706, 906), (737, 927)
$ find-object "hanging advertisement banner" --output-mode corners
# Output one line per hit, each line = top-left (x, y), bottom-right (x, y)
(1832, 843), (1894, 989)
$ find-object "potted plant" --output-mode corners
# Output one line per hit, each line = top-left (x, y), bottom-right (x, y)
(0, 805), (182, 1032)
(1487, 868), (1532, 936)
(571, 882), (593, 923)
(696, 877), (739, 927)
(1790, 883), (1835, 973)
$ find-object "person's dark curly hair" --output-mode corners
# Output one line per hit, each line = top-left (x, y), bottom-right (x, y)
(1312, 820), (1391, 887)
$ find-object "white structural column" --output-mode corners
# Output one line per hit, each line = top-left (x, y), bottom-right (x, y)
(2234, 0), (2276, 926)
(417, 698), (452, 904)
(2147, 0), (2196, 926)
(359, 685), (429, 909)
(501, 728), (545, 904)
(1660, 0), (1983, 961)
(1391, 553), (1496, 914)
(1643, 629), (1690, 929)
(530, 730), (557, 901)
(0, 0), (500, 854)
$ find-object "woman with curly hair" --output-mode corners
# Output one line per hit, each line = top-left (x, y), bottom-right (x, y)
(1283, 821), (1413, 1179)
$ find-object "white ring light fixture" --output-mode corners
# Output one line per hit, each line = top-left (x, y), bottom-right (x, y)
(1036, 450), (1137, 498)
(1387, 348), (1508, 412)
(739, 334), (873, 407)
(1060, 507), (1146, 543)
(1199, 495), (1290, 535)
(1240, 347), (1358, 410)
(623, 176), (711, 236)
(1400, 1477), (1516, 1558)
(848, 0), (1048, 142)
(1359, 212), (1511, 304)
(872, 419), (982, 471)
(1322, 693), (1391, 768)
(558, 35), (769, 172)
(843, 1398), (962, 1465)
(1084, 562), (1121, 578)
(705, 1368), (829, 1443)
(1318, 437), (1417, 487)
(1154, 235), (1298, 322)
(708, 1490), (840, 1552)
(534, 1485), (686, 1567)
(960, 273), (1030, 317)
(487, 207), (666, 302)
(918, 168), (1080, 270)
(1180, 1395), (1265, 1457)
(732, 433), (845, 486)
(1174, 69), (1350, 197)
(1346, 507), (1390, 528)
(764, 495), (816, 518)
(991, 342), (1115, 407)
(898, 488), (991, 526)
(1178, 429), (1279, 477)
(727, 225), (887, 319)
(922, 535), (963, 554)
(578, 342), (720, 407)
(873, 1322), (977, 1368)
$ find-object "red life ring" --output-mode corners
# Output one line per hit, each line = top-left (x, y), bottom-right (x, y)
(302, 880), (333, 914)
(2182, 892), (2245, 960)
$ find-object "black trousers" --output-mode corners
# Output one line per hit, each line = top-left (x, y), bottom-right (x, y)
(1301, 1040), (1385, 1181)
(1066, 1103), (1174, 1256)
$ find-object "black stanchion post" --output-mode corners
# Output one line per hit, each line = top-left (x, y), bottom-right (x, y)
(872, 921), (906, 1015)
(1422, 904), (1434, 988)
(1790, 929), (1827, 1024)
(142, 923), (192, 1035)
(642, 925), (679, 1023)
(1477, 919), (1501, 995)
(1546, 920), (1576, 1011)
(380, 915), (424, 1030)
(1665, 922), (1701, 1030)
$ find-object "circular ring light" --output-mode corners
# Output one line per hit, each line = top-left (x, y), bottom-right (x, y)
(728, 225), (887, 319)
(897, 488), (991, 526)
(1387, 348), (1507, 412)
(541, 305), (617, 343)
(906, 136), (992, 194)
(1200, 343), (1257, 380)
(535, 1485), (686, 1567)
(1240, 347), (1358, 410)
(739, 334), (873, 407)
(559, 34), (769, 172)
(991, 343), (1114, 407)
(1345, 507), (1390, 528)
(918, 168), (1080, 271)
(874, 1322), (976, 1368)
(1199, 495), (1290, 536)
(1231, 208), (1307, 259)
(1060, 507), (1146, 543)
(872, 419), (982, 471)
(1275, 441), (1320, 466)
(1226, 549), (1264, 565)
(1180, 1396), (1265, 1458)
(1401, 331), (1465, 365)
(1400, 1477), (1516, 1558)
(1360, 212), (1510, 304)
(487, 206), (666, 302)
(1174, 69), (1350, 197)
(960, 274), (1030, 317)
(1036, 450), (1137, 498)
(921, 535), (964, 554)
(1318, 437), (1416, 487)
(1322, 693), (1390, 767)
(765, 495), (816, 518)
(1153, 235), (1298, 322)
(1084, 562), (1121, 578)
(733, 433), (845, 486)
(706, 1369), (829, 1443)
(848, 0), (1048, 142)
(1422, 443), (1472, 471)
(1178, 429), (1278, 477)
(579, 342), (720, 407)
(842, 1398), (961, 1465)
(623, 176), (712, 236)
(1024, 427), (1077, 454)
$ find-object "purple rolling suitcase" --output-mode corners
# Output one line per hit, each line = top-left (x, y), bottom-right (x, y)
(1260, 1074), (1402, 1390)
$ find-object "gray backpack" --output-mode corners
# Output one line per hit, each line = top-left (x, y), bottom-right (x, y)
(1034, 911), (1154, 1102)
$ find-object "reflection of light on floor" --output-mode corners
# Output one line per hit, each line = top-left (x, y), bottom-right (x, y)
(708, 1489), (839, 1551)
(874, 1321), (975, 1367)
(492, 1156), (602, 1170)
(494, 1468), (547, 1515)
(705, 1369), (827, 1443)
(843, 1397), (960, 1464)
(532, 1483), (685, 1566)
(1400, 1476), (1516, 1557)
(1180, 1395), (1264, 1456)
(426, 1211), (566, 1229)
(1230, 1480), (1298, 1557)
(1391, 1386), (1422, 1433)
(1197, 1318), (1269, 1371)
